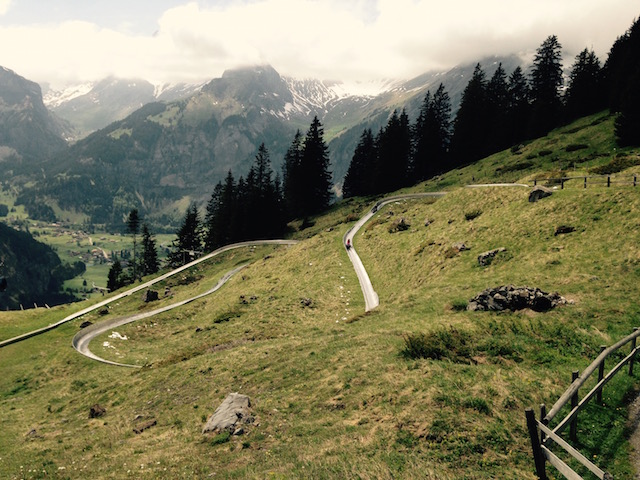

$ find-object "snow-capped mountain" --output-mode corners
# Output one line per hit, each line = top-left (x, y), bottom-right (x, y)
(42, 77), (204, 140)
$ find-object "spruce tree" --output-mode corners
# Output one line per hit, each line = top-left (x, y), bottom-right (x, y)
(282, 130), (304, 219)
(299, 117), (332, 216)
(451, 64), (489, 165)
(412, 84), (451, 182)
(529, 35), (564, 138)
(107, 260), (125, 292)
(373, 109), (412, 193)
(343, 128), (376, 198)
(506, 66), (531, 145)
(126, 209), (140, 282)
(140, 223), (159, 276)
(168, 203), (203, 268)
(486, 64), (510, 152)
(565, 49), (603, 120)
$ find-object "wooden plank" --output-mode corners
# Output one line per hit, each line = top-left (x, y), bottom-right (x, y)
(546, 329), (640, 422)
(539, 421), (606, 478)
(554, 348), (638, 436)
(542, 446), (584, 480)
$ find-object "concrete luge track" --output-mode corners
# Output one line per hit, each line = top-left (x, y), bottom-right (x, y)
(0, 240), (297, 350)
(343, 193), (446, 312)
(72, 264), (248, 368)
(343, 185), (530, 312)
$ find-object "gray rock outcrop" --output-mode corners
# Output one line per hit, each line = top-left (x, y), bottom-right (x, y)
(529, 186), (553, 202)
(467, 285), (569, 312)
(142, 289), (159, 303)
(477, 248), (506, 266)
(202, 393), (253, 434)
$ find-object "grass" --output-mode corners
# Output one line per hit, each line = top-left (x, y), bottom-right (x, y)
(1, 112), (640, 479)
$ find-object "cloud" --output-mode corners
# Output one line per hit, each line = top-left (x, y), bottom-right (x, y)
(0, 0), (11, 15)
(0, 0), (637, 88)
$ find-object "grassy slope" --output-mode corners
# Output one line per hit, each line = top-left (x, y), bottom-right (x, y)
(1, 112), (640, 479)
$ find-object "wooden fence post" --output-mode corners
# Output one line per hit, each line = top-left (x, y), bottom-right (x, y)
(584, 177), (587, 188)
(630, 328), (639, 376)
(634, 175), (637, 187)
(540, 404), (547, 443)
(526, 409), (547, 480)
(570, 370), (579, 442)
(607, 176), (611, 187)
(597, 346), (606, 404)
(561, 178), (565, 189)
(534, 179), (538, 186)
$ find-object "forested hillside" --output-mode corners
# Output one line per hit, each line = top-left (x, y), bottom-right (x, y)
(0, 223), (84, 310)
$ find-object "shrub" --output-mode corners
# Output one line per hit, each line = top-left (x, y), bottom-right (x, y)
(589, 156), (640, 175)
(210, 431), (231, 446)
(565, 143), (588, 152)
(538, 150), (553, 157)
(464, 209), (482, 221)
(401, 327), (474, 363)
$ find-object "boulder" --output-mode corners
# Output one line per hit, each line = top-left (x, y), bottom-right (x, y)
(554, 225), (575, 236)
(452, 242), (470, 252)
(142, 289), (159, 303)
(203, 393), (252, 434)
(388, 217), (410, 233)
(529, 186), (553, 203)
(467, 285), (569, 312)
(89, 404), (106, 419)
(477, 248), (506, 266)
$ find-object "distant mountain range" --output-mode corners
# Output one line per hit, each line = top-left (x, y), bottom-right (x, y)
(0, 56), (524, 228)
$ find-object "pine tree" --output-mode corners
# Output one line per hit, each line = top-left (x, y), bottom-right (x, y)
(529, 35), (564, 138)
(565, 49), (603, 120)
(343, 128), (376, 198)
(126, 209), (140, 282)
(412, 84), (451, 182)
(451, 64), (489, 165)
(140, 223), (159, 276)
(603, 17), (640, 112)
(168, 203), (203, 267)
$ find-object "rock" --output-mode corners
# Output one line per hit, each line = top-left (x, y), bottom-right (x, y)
(300, 297), (313, 308)
(554, 225), (575, 236)
(79, 321), (93, 329)
(467, 285), (568, 312)
(389, 217), (410, 233)
(202, 393), (252, 434)
(141, 289), (159, 303)
(424, 218), (432, 227)
(133, 419), (157, 434)
(529, 186), (553, 202)
(89, 404), (106, 419)
(452, 242), (470, 252)
(233, 427), (245, 436)
(477, 248), (506, 266)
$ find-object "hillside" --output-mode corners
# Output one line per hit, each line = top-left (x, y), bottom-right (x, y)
(10, 58), (520, 228)
(1, 112), (639, 478)
(0, 223), (83, 310)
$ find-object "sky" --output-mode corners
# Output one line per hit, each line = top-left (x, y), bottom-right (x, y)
(0, 0), (638, 91)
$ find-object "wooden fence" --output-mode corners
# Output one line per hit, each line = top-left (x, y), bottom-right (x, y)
(533, 174), (638, 189)
(526, 327), (640, 479)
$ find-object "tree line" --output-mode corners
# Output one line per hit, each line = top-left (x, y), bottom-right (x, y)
(166, 116), (332, 268)
(344, 20), (640, 198)
(108, 19), (640, 281)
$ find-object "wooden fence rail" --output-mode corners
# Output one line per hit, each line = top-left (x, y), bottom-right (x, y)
(526, 327), (640, 479)
(533, 174), (638, 189)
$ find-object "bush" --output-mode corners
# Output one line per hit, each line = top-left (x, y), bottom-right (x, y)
(565, 143), (588, 152)
(538, 150), (553, 157)
(401, 327), (474, 363)
(464, 209), (482, 221)
(589, 156), (640, 175)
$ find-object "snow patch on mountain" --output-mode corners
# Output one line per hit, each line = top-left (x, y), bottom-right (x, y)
(43, 82), (94, 108)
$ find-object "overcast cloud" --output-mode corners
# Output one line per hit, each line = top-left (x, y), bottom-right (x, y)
(0, 0), (637, 90)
